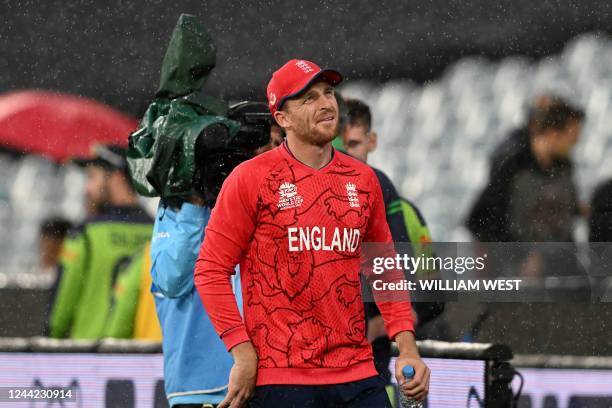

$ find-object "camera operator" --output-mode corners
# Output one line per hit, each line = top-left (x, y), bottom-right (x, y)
(127, 15), (271, 408)
(151, 102), (270, 407)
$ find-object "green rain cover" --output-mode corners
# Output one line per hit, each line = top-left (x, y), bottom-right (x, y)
(127, 14), (240, 198)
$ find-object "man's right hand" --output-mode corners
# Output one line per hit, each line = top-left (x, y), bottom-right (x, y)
(219, 341), (258, 408)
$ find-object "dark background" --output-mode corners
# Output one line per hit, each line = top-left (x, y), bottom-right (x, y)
(2, 0), (612, 117)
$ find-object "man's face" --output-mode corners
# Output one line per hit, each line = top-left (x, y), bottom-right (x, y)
(276, 81), (338, 146)
(85, 166), (110, 212)
(553, 120), (581, 159)
(342, 124), (377, 163)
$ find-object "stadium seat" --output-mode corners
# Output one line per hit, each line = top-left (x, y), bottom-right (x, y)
(341, 34), (612, 240)
(2, 34), (612, 271)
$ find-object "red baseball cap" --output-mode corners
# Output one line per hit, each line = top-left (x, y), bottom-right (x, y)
(266, 59), (343, 115)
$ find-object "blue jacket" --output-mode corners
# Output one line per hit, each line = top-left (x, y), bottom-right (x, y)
(151, 201), (240, 406)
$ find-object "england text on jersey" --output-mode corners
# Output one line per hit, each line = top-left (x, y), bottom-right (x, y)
(287, 227), (360, 252)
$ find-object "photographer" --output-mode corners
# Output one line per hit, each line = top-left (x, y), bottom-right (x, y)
(127, 15), (270, 408)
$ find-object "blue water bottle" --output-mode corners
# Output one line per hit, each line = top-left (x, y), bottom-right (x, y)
(399, 365), (423, 408)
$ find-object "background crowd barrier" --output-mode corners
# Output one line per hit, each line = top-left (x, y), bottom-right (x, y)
(511, 354), (612, 408)
(1, 337), (612, 407)
(0, 305), (612, 408)
(0, 338), (513, 408)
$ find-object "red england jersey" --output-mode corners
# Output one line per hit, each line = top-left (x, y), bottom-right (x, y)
(195, 143), (414, 386)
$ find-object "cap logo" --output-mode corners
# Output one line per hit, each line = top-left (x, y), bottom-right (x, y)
(269, 92), (277, 107)
(296, 60), (315, 73)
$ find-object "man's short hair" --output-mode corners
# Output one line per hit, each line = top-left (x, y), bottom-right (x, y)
(40, 217), (72, 239)
(532, 98), (585, 133)
(345, 98), (372, 131)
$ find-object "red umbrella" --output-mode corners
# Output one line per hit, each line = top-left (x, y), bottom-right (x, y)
(0, 90), (138, 162)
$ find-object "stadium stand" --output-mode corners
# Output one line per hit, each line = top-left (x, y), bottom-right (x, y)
(340, 34), (612, 241)
(1, 34), (612, 272)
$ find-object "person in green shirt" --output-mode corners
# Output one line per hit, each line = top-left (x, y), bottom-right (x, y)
(49, 144), (153, 339)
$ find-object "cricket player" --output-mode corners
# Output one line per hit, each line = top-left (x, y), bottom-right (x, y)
(195, 59), (430, 407)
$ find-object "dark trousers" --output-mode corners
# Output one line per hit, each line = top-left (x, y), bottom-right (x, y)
(174, 404), (217, 408)
(249, 375), (392, 408)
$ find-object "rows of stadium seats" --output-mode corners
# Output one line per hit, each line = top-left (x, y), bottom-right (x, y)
(0, 153), (86, 275)
(0, 152), (161, 276)
(340, 34), (612, 241)
(2, 33), (612, 273)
